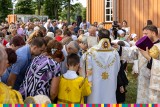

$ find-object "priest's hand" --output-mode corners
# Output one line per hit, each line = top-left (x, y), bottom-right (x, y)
(120, 86), (125, 93)
(134, 73), (139, 78)
(139, 47), (151, 61)
(86, 70), (93, 77)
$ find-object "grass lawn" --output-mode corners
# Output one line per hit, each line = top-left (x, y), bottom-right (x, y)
(125, 64), (138, 103)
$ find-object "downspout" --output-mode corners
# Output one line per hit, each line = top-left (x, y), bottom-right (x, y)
(88, 0), (91, 22)
(113, 0), (117, 21)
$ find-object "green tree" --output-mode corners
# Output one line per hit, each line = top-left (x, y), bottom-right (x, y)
(33, 0), (44, 15)
(60, 2), (86, 23)
(64, 0), (75, 24)
(58, 0), (76, 24)
(15, 0), (35, 14)
(44, 0), (65, 19)
(0, 0), (12, 21)
(67, 0), (71, 24)
(82, 7), (86, 20)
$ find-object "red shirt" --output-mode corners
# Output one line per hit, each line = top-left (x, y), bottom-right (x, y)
(2, 39), (8, 47)
(55, 36), (63, 42)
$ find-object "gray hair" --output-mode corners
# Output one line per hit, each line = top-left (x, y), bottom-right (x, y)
(68, 41), (80, 51)
(88, 26), (97, 32)
(0, 44), (6, 62)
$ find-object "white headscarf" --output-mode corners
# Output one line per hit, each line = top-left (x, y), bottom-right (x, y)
(117, 30), (125, 35)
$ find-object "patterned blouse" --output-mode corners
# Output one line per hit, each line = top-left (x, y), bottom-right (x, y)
(19, 55), (61, 99)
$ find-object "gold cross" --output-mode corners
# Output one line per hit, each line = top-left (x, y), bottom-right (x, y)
(101, 72), (109, 80)
(65, 87), (71, 93)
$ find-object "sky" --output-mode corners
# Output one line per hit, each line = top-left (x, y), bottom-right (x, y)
(71, 0), (87, 7)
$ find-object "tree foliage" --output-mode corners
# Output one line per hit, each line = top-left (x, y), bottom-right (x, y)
(60, 2), (86, 23)
(15, 0), (35, 14)
(43, 0), (86, 23)
(0, 0), (12, 21)
(0, 0), (86, 22)
(33, 0), (44, 15)
(44, 0), (66, 19)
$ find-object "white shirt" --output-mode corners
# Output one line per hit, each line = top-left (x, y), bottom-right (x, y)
(79, 22), (90, 29)
(62, 45), (68, 57)
(84, 31), (98, 37)
(44, 22), (52, 31)
(57, 23), (63, 29)
(71, 35), (78, 41)
(63, 70), (78, 79)
(61, 45), (68, 74)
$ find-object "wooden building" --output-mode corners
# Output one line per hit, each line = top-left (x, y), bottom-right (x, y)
(87, 0), (160, 37)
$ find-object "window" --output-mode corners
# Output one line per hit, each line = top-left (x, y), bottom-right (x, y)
(105, 0), (113, 22)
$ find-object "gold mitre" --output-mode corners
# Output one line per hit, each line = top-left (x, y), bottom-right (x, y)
(97, 38), (111, 50)
(149, 45), (160, 59)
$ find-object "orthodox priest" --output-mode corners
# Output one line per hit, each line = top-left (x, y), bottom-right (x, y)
(114, 25), (160, 103)
(81, 29), (120, 103)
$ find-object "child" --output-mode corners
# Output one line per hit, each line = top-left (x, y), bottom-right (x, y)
(129, 33), (138, 47)
(58, 53), (91, 104)
(116, 41), (129, 103)
(117, 30), (126, 41)
(129, 34), (139, 74)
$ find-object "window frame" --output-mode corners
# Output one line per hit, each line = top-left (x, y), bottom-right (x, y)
(105, 0), (113, 23)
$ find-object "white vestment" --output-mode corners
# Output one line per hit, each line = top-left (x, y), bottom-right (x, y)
(87, 36), (98, 49)
(81, 39), (120, 103)
(120, 43), (160, 103)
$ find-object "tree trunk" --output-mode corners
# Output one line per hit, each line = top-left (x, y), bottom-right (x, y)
(54, 0), (58, 19)
(51, 0), (54, 19)
(67, 0), (71, 25)
(38, 0), (41, 15)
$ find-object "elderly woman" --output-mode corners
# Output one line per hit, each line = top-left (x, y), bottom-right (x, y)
(19, 40), (64, 102)
(0, 45), (23, 103)
(1, 48), (17, 83)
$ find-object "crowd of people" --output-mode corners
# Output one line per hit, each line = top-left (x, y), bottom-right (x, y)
(0, 18), (160, 104)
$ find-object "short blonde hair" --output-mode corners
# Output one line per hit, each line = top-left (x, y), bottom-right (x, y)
(27, 30), (44, 44)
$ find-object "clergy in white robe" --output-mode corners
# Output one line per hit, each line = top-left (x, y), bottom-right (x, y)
(139, 44), (160, 103)
(81, 29), (120, 103)
(116, 25), (160, 103)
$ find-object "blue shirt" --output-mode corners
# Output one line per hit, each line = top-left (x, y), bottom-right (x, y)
(1, 67), (12, 83)
(5, 45), (31, 90)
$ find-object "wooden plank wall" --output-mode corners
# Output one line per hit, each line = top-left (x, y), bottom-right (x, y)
(87, 0), (112, 29)
(89, 0), (105, 24)
(118, 0), (160, 38)
(104, 23), (112, 30)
